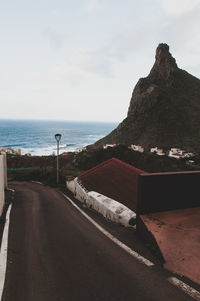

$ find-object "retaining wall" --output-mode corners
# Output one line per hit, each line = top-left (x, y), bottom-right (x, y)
(0, 154), (6, 216)
(67, 177), (88, 203)
(66, 178), (136, 227)
(87, 192), (136, 227)
(2, 153), (7, 189)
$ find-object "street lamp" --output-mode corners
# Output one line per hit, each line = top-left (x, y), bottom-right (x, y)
(55, 133), (62, 184)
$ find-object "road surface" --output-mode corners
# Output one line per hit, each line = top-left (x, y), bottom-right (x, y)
(2, 182), (194, 301)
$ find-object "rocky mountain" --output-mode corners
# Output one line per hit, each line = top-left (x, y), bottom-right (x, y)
(92, 43), (200, 153)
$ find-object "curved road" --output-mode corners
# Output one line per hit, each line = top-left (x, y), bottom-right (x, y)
(2, 182), (193, 301)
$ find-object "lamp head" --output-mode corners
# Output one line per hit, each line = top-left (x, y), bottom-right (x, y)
(55, 133), (62, 143)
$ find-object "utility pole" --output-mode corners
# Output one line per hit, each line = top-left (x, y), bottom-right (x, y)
(55, 133), (62, 184)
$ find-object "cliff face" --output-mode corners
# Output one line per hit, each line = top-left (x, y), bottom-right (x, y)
(93, 43), (200, 153)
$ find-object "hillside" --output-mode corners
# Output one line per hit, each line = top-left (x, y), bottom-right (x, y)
(92, 44), (200, 153)
(7, 146), (198, 185)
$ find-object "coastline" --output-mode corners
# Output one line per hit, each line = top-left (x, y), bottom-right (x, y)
(0, 119), (118, 156)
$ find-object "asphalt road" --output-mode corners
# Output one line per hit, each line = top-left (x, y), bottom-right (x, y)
(2, 182), (194, 301)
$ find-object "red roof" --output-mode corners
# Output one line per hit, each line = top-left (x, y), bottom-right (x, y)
(78, 158), (145, 211)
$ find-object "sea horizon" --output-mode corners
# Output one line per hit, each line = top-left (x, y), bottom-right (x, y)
(0, 118), (120, 124)
(0, 119), (118, 156)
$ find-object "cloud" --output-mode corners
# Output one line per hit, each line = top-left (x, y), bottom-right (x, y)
(161, 0), (200, 16)
(71, 49), (112, 75)
(51, 49), (113, 85)
(83, 0), (103, 14)
(43, 28), (68, 49)
(41, 19), (161, 85)
(39, 0), (200, 86)
(31, 47), (114, 87)
(157, 4), (200, 73)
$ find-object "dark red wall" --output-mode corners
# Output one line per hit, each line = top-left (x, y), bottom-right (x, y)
(137, 171), (200, 215)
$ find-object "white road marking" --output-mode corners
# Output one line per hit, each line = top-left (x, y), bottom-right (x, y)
(31, 181), (43, 185)
(63, 192), (200, 299)
(168, 277), (200, 301)
(6, 188), (15, 193)
(2, 186), (199, 301)
(62, 193), (154, 267)
(0, 204), (12, 299)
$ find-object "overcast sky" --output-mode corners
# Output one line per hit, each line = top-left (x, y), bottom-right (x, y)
(0, 0), (200, 122)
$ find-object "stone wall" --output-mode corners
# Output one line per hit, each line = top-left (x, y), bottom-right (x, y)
(66, 178), (136, 227)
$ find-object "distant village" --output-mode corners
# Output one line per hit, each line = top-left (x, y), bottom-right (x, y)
(0, 144), (195, 163)
(0, 147), (22, 156)
(102, 144), (195, 162)
(69, 144), (195, 163)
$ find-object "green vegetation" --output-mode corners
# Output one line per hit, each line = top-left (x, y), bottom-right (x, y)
(7, 145), (198, 186)
(74, 145), (198, 173)
(8, 167), (66, 188)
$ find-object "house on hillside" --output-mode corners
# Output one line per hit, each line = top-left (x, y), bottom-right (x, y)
(168, 148), (194, 159)
(0, 148), (21, 156)
(103, 144), (116, 149)
(150, 147), (165, 156)
(74, 147), (87, 153)
(15, 149), (22, 156)
(129, 144), (144, 153)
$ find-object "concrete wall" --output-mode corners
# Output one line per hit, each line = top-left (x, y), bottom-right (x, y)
(2, 153), (7, 189)
(87, 192), (136, 227)
(137, 171), (200, 215)
(66, 178), (136, 227)
(0, 154), (6, 216)
(67, 177), (88, 203)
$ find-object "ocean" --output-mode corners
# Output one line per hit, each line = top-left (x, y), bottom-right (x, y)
(0, 120), (118, 156)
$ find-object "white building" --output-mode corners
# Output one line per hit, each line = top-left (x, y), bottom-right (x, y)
(0, 147), (21, 156)
(183, 152), (194, 158)
(15, 149), (22, 156)
(74, 147), (87, 153)
(130, 145), (144, 152)
(6, 148), (15, 154)
(150, 147), (157, 153)
(103, 144), (116, 149)
(169, 148), (183, 159)
(150, 147), (165, 156)
(168, 148), (194, 159)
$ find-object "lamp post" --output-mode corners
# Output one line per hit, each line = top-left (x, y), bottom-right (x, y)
(55, 133), (62, 184)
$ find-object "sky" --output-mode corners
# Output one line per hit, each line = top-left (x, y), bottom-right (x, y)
(0, 0), (200, 122)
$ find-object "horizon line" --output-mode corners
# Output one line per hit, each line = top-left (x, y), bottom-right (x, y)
(0, 118), (120, 124)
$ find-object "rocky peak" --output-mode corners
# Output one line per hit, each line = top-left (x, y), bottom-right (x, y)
(93, 43), (200, 153)
(127, 43), (178, 116)
(149, 43), (178, 80)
